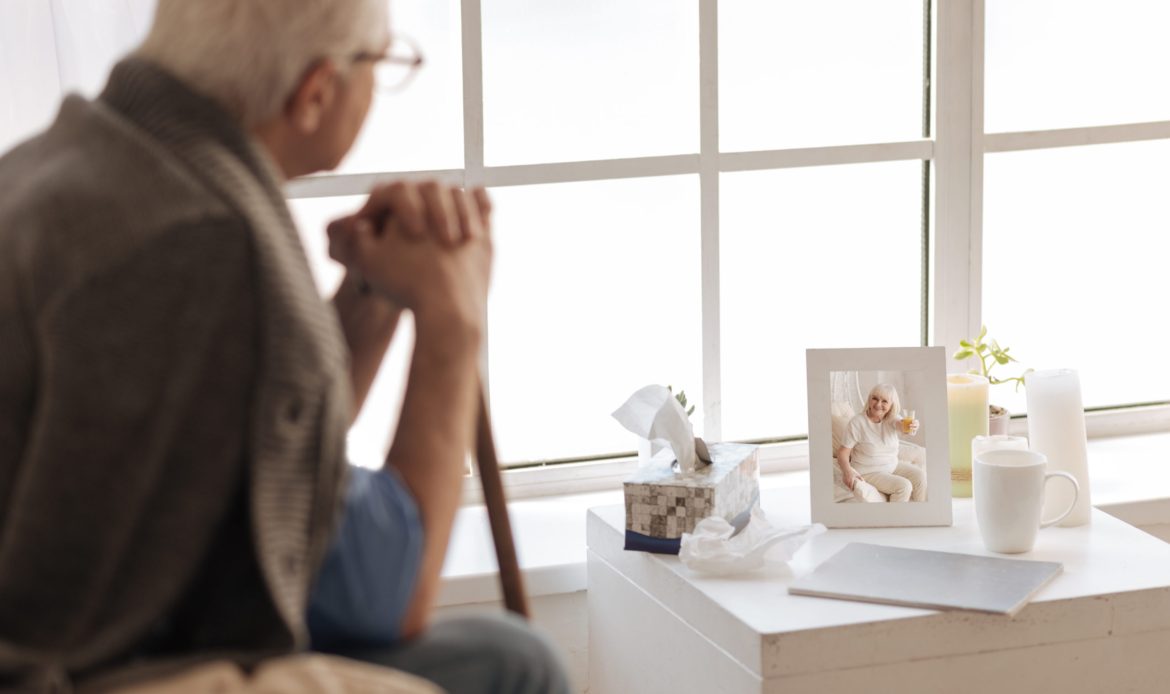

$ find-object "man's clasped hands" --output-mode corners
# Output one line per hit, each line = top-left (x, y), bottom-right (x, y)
(327, 181), (494, 339)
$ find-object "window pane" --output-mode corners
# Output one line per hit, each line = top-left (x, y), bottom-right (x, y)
(487, 177), (702, 463)
(288, 195), (414, 469)
(335, 0), (463, 173)
(287, 195), (360, 297)
(719, 0), (924, 152)
(986, 0), (1170, 132)
(482, 0), (699, 166)
(720, 162), (924, 442)
(983, 142), (1170, 414)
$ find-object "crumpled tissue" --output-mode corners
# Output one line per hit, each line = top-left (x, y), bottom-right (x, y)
(612, 384), (703, 474)
(679, 507), (825, 575)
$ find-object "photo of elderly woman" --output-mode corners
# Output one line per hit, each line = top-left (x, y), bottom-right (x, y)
(830, 372), (927, 503)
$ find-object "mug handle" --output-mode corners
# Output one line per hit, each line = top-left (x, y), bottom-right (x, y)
(1040, 471), (1080, 528)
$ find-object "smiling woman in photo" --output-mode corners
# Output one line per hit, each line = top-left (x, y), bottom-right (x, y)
(836, 383), (925, 502)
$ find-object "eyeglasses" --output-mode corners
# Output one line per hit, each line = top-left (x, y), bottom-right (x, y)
(352, 34), (424, 94)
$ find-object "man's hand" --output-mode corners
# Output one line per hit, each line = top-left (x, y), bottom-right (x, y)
(328, 181), (493, 342)
(328, 179), (488, 253)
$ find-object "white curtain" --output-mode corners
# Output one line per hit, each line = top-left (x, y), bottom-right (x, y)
(0, 0), (155, 154)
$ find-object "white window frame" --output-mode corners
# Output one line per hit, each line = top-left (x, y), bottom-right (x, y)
(283, 0), (1170, 500)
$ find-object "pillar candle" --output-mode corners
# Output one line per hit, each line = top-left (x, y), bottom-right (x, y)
(947, 373), (989, 498)
(1025, 369), (1092, 526)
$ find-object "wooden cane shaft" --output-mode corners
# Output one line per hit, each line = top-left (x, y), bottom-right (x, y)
(475, 385), (530, 619)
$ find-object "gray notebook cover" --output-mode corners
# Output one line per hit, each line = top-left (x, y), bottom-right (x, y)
(788, 542), (1062, 616)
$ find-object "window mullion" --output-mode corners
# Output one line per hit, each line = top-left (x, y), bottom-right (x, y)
(462, 0), (488, 472)
(461, 0), (485, 188)
(932, 0), (984, 361)
(985, 121), (1170, 152)
(699, 0), (721, 441)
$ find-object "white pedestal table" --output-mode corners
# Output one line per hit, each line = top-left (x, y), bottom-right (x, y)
(587, 487), (1170, 693)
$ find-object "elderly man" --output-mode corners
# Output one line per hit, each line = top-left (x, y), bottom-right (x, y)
(0, 1), (567, 692)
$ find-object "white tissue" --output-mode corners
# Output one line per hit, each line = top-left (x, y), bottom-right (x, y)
(679, 508), (825, 575)
(612, 384), (698, 474)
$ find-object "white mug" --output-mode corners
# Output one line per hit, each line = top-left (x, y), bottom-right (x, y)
(973, 449), (1079, 554)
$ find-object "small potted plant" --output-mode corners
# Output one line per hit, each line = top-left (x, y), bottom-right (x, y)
(667, 385), (696, 418)
(668, 385), (711, 464)
(952, 326), (1033, 435)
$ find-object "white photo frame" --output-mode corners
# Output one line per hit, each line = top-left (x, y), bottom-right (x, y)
(807, 347), (952, 528)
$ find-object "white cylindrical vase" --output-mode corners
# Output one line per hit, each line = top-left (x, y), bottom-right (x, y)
(1025, 369), (1092, 526)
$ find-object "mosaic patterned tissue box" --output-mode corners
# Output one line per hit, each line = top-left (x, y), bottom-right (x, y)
(623, 442), (760, 554)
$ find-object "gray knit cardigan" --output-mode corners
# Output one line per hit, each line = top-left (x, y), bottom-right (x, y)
(0, 59), (351, 690)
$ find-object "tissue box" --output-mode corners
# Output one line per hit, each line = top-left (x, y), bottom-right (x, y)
(623, 442), (760, 554)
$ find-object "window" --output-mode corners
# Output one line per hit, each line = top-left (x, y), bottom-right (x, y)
(335, 0), (463, 174)
(983, 141), (1170, 416)
(720, 162), (924, 443)
(718, 1), (924, 151)
(481, 0), (698, 166)
(486, 176), (703, 463)
(982, 0), (1170, 416)
(984, 0), (1170, 132)
(327, 0), (935, 467)
(3, 1), (1167, 477)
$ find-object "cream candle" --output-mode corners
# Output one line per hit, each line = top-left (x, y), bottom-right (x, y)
(1025, 369), (1092, 527)
(947, 373), (989, 498)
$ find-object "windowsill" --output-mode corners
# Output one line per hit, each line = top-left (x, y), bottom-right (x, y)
(436, 431), (1170, 608)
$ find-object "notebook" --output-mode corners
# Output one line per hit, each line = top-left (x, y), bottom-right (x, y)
(788, 542), (1062, 617)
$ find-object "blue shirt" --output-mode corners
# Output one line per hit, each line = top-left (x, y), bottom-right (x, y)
(306, 465), (424, 649)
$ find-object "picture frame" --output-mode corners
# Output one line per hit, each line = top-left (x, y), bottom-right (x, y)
(806, 346), (952, 528)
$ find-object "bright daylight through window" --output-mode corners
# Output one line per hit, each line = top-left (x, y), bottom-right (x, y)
(2, 0), (1167, 474)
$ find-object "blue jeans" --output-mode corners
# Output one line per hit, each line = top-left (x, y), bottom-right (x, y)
(330, 614), (571, 694)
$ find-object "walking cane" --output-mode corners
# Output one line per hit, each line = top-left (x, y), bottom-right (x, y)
(474, 384), (530, 619)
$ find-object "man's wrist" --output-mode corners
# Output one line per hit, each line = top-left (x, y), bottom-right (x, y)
(413, 306), (483, 359)
(337, 276), (400, 315)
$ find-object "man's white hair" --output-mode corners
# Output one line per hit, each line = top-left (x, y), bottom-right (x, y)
(137, 0), (389, 127)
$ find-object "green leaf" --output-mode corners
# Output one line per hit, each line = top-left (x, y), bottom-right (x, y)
(953, 348), (975, 360)
(978, 325), (988, 341)
(959, 339), (973, 348)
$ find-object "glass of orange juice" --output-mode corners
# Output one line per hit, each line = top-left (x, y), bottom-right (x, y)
(900, 409), (916, 434)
